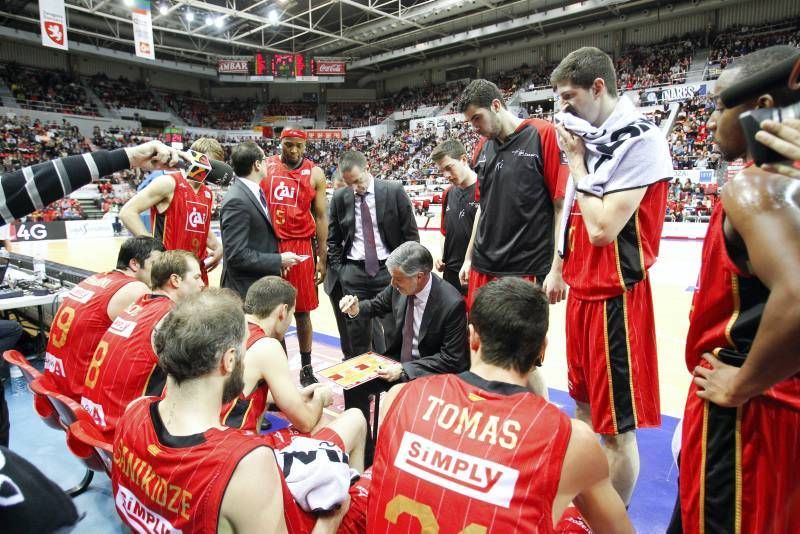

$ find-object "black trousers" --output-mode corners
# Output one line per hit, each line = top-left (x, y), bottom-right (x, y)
(0, 320), (24, 447)
(443, 268), (467, 296)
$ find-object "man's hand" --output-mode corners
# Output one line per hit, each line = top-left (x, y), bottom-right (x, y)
(339, 295), (359, 317)
(281, 252), (302, 269)
(315, 257), (327, 286)
(555, 123), (587, 167)
(693, 352), (749, 407)
(459, 259), (471, 286)
(542, 269), (567, 304)
(312, 385), (334, 407)
(124, 140), (184, 171)
(756, 118), (800, 176)
(376, 363), (404, 383)
(435, 258), (446, 272)
(204, 245), (223, 272)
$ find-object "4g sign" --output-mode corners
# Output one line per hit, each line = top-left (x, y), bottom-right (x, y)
(12, 221), (67, 241)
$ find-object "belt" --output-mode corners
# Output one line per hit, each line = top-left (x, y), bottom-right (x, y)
(344, 258), (387, 269)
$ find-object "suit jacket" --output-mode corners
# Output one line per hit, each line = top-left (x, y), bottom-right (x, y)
(327, 179), (419, 269)
(220, 178), (282, 299)
(358, 274), (468, 380)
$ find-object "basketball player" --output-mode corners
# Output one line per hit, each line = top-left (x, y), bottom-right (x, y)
(430, 139), (478, 294)
(262, 127), (328, 387)
(119, 137), (223, 286)
(367, 278), (632, 533)
(44, 236), (163, 400)
(112, 289), (370, 533)
(457, 79), (569, 308)
(79, 251), (205, 442)
(669, 45), (800, 534)
(221, 276), (335, 434)
(551, 47), (673, 505)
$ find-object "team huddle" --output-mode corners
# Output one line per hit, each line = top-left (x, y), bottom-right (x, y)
(41, 45), (800, 533)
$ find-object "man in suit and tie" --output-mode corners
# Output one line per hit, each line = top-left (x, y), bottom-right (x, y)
(327, 150), (420, 358)
(340, 241), (469, 382)
(220, 141), (302, 300)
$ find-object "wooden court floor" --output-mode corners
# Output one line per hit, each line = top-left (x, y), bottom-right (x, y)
(10, 232), (699, 418)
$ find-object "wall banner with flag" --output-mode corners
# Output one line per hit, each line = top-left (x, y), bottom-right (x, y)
(39, 0), (68, 50)
(131, 0), (155, 60)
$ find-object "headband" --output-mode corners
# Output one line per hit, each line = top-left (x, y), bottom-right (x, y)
(281, 128), (308, 140)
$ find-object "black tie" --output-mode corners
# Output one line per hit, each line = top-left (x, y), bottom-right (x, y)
(258, 188), (268, 210)
(401, 295), (415, 363)
(357, 192), (379, 277)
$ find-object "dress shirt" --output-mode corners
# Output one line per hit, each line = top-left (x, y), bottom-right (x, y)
(238, 176), (271, 221)
(410, 274), (433, 359)
(348, 177), (390, 261)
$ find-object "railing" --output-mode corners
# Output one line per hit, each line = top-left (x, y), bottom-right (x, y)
(14, 100), (99, 117)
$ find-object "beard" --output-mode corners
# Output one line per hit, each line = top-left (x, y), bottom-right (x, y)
(221, 353), (245, 405)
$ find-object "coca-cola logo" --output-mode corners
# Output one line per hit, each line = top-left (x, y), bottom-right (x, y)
(315, 62), (346, 75)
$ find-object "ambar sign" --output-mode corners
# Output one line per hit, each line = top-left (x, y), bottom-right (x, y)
(314, 61), (346, 75)
(218, 59), (250, 74)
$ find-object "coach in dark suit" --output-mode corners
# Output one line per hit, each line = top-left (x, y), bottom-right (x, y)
(341, 241), (469, 381)
(220, 141), (300, 299)
(327, 150), (419, 358)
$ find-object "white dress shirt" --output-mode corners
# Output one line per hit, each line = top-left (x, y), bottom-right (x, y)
(238, 176), (271, 222)
(410, 274), (433, 359)
(348, 176), (390, 261)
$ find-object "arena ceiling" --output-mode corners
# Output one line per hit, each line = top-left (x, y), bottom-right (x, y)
(0, 0), (733, 74)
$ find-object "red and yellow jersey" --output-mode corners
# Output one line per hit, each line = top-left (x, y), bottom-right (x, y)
(261, 155), (318, 239)
(563, 180), (668, 300)
(686, 207), (800, 409)
(80, 294), (174, 441)
(221, 322), (271, 431)
(44, 270), (133, 400)
(367, 372), (572, 533)
(112, 397), (265, 533)
(151, 171), (213, 262)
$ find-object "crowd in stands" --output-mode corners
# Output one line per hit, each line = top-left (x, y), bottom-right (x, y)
(91, 74), (160, 111)
(161, 92), (258, 129)
(0, 115), (88, 173)
(669, 95), (721, 171)
(707, 21), (800, 75)
(0, 64), (98, 116)
(28, 198), (86, 222)
(616, 34), (700, 90)
(327, 101), (394, 128)
(263, 99), (316, 119)
(666, 178), (718, 222)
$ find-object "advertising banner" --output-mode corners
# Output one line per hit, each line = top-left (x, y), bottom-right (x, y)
(39, 0), (68, 50)
(131, 0), (155, 60)
(314, 60), (346, 76)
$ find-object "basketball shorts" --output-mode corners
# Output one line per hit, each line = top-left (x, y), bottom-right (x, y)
(556, 506), (592, 533)
(466, 269), (537, 312)
(565, 278), (661, 435)
(279, 238), (319, 313)
(677, 367), (800, 534)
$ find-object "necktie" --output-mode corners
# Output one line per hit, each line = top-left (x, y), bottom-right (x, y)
(258, 188), (268, 210)
(357, 192), (379, 277)
(401, 295), (416, 363)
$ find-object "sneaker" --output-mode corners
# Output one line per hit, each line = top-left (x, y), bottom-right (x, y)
(299, 365), (318, 387)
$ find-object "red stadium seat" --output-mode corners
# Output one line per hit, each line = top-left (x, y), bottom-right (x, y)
(3, 350), (60, 430)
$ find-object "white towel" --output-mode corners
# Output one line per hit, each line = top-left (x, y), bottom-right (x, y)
(555, 96), (673, 256)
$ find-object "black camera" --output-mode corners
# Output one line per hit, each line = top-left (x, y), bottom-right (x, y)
(720, 51), (800, 165)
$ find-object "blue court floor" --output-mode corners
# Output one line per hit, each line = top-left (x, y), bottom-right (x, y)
(5, 335), (679, 533)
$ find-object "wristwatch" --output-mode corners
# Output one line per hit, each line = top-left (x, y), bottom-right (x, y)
(399, 368), (409, 382)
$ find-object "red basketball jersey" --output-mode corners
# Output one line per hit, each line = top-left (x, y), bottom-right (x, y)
(112, 397), (265, 533)
(151, 171), (213, 262)
(686, 207), (800, 407)
(367, 372), (572, 533)
(44, 270), (133, 400)
(80, 294), (174, 441)
(563, 180), (668, 300)
(261, 155), (317, 239)
(221, 322), (271, 431)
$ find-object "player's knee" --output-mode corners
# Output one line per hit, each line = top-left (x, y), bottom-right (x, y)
(341, 408), (367, 437)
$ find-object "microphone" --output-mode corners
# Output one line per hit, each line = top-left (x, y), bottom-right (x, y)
(174, 149), (234, 186)
(720, 52), (800, 108)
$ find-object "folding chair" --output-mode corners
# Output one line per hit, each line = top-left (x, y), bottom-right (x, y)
(3, 350), (60, 430)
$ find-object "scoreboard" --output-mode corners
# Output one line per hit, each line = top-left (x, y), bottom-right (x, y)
(253, 53), (313, 77)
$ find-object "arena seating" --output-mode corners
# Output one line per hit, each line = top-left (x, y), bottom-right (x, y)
(0, 64), (98, 116)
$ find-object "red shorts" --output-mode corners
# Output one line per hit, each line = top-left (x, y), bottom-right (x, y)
(678, 378), (800, 534)
(555, 506), (592, 533)
(279, 238), (318, 313)
(565, 278), (660, 435)
(466, 270), (537, 312)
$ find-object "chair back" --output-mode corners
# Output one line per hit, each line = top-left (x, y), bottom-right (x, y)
(4, 351), (61, 430)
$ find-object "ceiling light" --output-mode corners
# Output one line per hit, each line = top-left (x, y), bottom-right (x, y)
(268, 9), (279, 24)
(123, 0), (134, 6)
(185, 11), (194, 22)
(158, 4), (168, 15)
(205, 15), (214, 26)
(214, 16), (224, 28)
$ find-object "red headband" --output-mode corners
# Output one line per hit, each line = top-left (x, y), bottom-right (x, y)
(281, 128), (307, 140)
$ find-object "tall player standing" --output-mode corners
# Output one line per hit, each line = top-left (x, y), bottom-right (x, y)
(119, 137), (223, 286)
(551, 47), (672, 506)
(262, 127), (328, 387)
